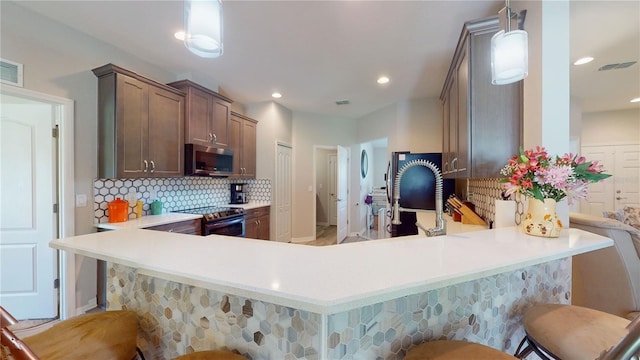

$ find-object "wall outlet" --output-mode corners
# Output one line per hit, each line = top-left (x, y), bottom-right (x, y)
(75, 194), (87, 207)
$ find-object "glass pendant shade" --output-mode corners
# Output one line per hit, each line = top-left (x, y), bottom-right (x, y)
(491, 29), (528, 85)
(184, 0), (223, 58)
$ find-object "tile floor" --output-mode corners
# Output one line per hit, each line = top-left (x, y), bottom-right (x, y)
(299, 225), (378, 246)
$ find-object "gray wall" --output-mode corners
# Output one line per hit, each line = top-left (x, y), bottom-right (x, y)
(1, 2), (191, 309)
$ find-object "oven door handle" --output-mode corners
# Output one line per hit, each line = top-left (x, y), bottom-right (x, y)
(205, 216), (245, 230)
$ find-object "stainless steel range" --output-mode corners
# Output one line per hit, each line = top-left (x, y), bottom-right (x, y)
(174, 206), (245, 237)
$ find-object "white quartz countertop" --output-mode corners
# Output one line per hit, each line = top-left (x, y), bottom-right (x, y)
(94, 202), (270, 230)
(51, 226), (612, 315)
(94, 213), (203, 230)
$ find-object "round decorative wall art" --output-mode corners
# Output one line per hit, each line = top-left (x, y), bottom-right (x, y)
(361, 149), (368, 178)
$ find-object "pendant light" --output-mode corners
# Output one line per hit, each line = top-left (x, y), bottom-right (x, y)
(184, 0), (223, 58)
(491, 0), (528, 85)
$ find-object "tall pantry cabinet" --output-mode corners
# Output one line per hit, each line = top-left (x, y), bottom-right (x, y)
(441, 16), (522, 179)
(93, 64), (185, 179)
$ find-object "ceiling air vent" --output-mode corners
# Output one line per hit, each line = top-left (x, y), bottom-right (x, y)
(335, 100), (350, 105)
(598, 61), (637, 71)
(0, 58), (23, 87)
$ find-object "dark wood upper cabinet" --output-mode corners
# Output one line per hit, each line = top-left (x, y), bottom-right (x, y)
(168, 80), (233, 148)
(93, 64), (185, 179)
(229, 112), (257, 179)
(441, 16), (523, 179)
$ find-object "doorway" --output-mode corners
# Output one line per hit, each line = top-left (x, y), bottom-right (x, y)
(314, 147), (337, 243)
(0, 85), (75, 320)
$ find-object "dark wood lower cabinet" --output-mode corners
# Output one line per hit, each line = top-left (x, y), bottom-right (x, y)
(145, 219), (202, 235)
(245, 206), (270, 240)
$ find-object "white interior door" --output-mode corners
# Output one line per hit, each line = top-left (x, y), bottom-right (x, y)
(336, 145), (348, 243)
(614, 145), (640, 208)
(580, 144), (640, 215)
(579, 146), (615, 215)
(328, 153), (337, 226)
(0, 96), (58, 319)
(276, 143), (292, 242)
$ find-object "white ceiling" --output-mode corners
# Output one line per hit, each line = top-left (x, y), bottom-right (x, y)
(11, 0), (640, 119)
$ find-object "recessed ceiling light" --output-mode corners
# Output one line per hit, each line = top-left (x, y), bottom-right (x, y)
(272, 92), (282, 99)
(377, 76), (390, 84)
(174, 31), (185, 41)
(631, 97), (640, 103)
(573, 57), (594, 66)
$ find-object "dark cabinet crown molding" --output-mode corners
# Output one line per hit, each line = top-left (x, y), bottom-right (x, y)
(92, 63), (185, 97)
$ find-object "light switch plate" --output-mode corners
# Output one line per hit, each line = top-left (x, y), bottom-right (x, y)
(75, 194), (87, 207)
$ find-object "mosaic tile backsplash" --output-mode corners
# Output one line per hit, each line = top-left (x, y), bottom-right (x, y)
(466, 178), (524, 226)
(108, 259), (570, 359)
(94, 177), (271, 223)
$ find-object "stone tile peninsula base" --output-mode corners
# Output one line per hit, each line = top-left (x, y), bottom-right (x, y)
(107, 259), (570, 359)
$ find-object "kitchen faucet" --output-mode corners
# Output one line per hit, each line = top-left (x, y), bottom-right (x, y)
(391, 159), (446, 236)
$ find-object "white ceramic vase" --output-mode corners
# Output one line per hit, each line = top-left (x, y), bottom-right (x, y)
(522, 198), (563, 238)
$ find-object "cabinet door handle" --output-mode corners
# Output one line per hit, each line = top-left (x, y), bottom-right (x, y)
(144, 160), (148, 172)
(150, 160), (155, 173)
(616, 196), (627, 200)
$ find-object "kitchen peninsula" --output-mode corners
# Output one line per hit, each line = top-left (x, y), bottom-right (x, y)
(50, 228), (612, 359)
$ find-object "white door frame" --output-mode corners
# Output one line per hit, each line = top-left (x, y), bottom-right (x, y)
(1, 84), (75, 319)
(328, 153), (337, 226)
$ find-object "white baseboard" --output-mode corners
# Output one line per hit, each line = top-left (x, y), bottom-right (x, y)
(76, 298), (98, 315)
(290, 235), (314, 243)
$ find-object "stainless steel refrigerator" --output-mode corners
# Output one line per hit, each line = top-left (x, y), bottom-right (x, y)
(385, 152), (455, 237)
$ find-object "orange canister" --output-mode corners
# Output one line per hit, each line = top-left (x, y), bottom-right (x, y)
(108, 197), (129, 223)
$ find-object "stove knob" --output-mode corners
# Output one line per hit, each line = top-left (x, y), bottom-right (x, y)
(213, 213), (219, 219)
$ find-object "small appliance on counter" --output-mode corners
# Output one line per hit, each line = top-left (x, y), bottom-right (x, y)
(108, 197), (128, 223)
(230, 183), (247, 204)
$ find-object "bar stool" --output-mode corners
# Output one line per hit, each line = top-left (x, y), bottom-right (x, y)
(514, 304), (631, 359)
(1, 307), (139, 360)
(405, 340), (517, 360)
(173, 350), (247, 360)
(406, 312), (640, 360)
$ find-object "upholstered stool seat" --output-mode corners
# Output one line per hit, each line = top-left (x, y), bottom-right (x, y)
(173, 350), (247, 360)
(405, 340), (517, 360)
(516, 304), (631, 359)
(2, 309), (139, 360)
(23, 310), (139, 360)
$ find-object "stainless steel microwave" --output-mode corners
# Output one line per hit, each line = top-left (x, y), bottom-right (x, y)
(185, 144), (234, 176)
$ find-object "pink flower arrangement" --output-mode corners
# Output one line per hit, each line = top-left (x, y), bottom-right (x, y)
(500, 146), (612, 204)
